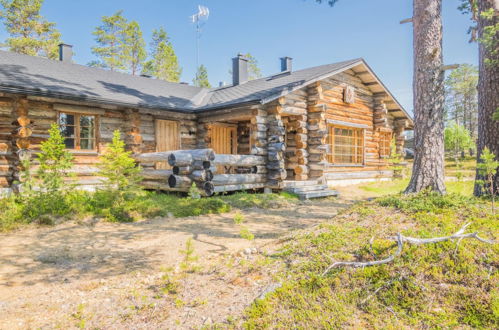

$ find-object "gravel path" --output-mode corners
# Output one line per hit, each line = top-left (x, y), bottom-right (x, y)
(0, 197), (352, 329)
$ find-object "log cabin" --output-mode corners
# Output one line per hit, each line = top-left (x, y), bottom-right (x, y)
(0, 45), (413, 198)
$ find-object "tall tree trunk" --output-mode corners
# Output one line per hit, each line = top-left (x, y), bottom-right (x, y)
(405, 0), (446, 194)
(474, 0), (499, 196)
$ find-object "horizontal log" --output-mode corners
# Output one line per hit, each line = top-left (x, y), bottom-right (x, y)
(213, 183), (265, 193)
(190, 169), (213, 181)
(192, 160), (211, 170)
(294, 165), (309, 175)
(168, 175), (192, 188)
(135, 151), (172, 163)
(168, 149), (215, 166)
(173, 166), (192, 175)
(140, 180), (186, 191)
(141, 169), (173, 180)
(212, 174), (266, 185)
(213, 154), (266, 167)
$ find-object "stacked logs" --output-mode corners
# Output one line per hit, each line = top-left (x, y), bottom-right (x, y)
(307, 82), (328, 179)
(13, 99), (32, 189)
(266, 99), (287, 188)
(167, 149), (215, 196)
(373, 94), (389, 129)
(136, 149), (267, 196)
(285, 115), (309, 181)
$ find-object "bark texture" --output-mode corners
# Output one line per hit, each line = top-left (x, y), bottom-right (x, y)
(474, 0), (499, 196)
(405, 0), (446, 194)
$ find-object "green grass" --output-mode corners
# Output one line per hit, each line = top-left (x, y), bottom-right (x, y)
(0, 190), (297, 232)
(243, 193), (498, 329)
(360, 179), (475, 197)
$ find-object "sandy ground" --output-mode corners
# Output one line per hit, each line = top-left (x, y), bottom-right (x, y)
(0, 192), (362, 329)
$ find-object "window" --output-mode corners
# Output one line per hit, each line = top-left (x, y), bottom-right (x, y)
(327, 125), (364, 165)
(58, 113), (96, 150)
(379, 131), (392, 158)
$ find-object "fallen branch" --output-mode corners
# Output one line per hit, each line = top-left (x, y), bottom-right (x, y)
(322, 223), (496, 276)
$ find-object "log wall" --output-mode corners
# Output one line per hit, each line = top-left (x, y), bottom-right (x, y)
(282, 70), (400, 182)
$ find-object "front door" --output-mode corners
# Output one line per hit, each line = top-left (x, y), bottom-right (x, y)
(211, 124), (237, 173)
(155, 119), (180, 169)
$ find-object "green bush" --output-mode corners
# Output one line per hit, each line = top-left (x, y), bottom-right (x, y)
(377, 191), (473, 213)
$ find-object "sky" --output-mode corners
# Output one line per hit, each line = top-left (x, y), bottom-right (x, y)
(0, 0), (478, 113)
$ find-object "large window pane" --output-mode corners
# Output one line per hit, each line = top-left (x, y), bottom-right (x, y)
(80, 139), (95, 150)
(59, 113), (74, 126)
(60, 124), (75, 138)
(58, 113), (96, 150)
(64, 138), (75, 149)
(328, 125), (364, 165)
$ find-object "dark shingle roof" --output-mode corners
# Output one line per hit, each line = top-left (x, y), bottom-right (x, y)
(0, 50), (205, 110)
(0, 50), (409, 124)
(198, 59), (361, 110)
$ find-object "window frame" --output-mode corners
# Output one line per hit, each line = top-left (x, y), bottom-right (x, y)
(57, 111), (99, 152)
(378, 130), (392, 159)
(327, 124), (366, 166)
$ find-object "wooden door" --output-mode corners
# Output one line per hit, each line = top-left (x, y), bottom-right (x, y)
(155, 119), (180, 169)
(211, 125), (237, 173)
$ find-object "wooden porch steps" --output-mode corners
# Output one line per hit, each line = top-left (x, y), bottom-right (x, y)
(283, 180), (339, 200)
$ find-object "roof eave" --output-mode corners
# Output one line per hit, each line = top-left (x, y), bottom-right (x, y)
(0, 85), (196, 114)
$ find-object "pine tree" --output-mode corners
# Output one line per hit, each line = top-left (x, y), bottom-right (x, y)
(459, 0), (499, 197)
(142, 27), (182, 82)
(98, 130), (142, 193)
(91, 10), (127, 71)
(444, 64), (478, 139)
(0, 0), (61, 59)
(193, 64), (211, 88)
(122, 20), (146, 75)
(37, 123), (74, 193)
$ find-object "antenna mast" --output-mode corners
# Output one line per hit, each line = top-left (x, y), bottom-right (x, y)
(190, 5), (210, 70)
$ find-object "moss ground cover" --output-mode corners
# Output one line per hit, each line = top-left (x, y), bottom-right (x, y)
(243, 192), (498, 329)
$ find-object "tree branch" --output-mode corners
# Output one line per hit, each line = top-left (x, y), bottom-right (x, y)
(322, 223), (496, 275)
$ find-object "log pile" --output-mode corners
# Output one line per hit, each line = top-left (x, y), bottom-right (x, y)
(138, 149), (267, 195)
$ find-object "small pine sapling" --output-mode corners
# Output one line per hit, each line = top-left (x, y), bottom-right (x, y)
(233, 211), (244, 224)
(477, 147), (499, 214)
(388, 138), (405, 179)
(239, 226), (254, 241)
(37, 123), (74, 193)
(188, 182), (201, 199)
(99, 130), (142, 194)
(179, 238), (199, 272)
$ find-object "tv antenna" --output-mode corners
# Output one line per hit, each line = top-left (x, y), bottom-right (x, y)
(190, 5), (210, 70)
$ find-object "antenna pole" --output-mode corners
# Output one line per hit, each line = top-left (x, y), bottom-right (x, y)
(196, 18), (200, 70)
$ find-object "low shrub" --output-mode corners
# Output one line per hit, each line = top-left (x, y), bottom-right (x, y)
(377, 191), (473, 213)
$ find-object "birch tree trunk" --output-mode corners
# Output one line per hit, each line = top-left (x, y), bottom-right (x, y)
(474, 0), (499, 196)
(405, 0), (446, 194)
